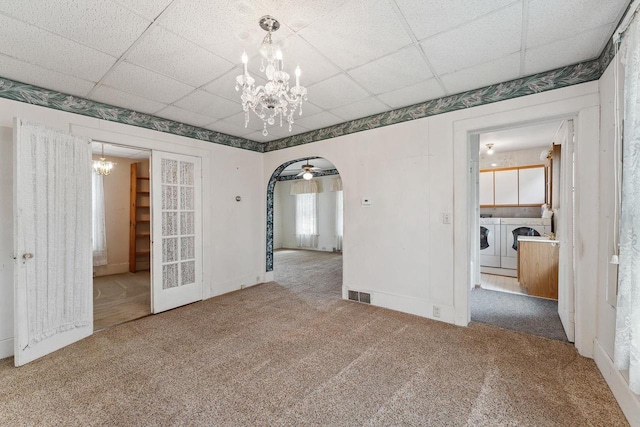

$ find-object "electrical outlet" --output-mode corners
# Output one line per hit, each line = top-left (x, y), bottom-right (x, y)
(443, 213), (451, 224)
(433, 306), (441, 318)
(240, 284), (246, 290)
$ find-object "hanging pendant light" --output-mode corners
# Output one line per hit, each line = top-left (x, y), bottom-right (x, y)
(93, 144), (116, 176)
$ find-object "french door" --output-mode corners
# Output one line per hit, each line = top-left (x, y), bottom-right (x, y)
(151, 151), (203, 313)
(13, 119), (93, 366)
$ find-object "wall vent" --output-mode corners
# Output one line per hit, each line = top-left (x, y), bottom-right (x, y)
(347, 290), (371, 304)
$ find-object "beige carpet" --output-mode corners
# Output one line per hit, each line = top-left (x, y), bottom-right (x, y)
(0, 250), (627, 426)
(93, 271), (151, 331)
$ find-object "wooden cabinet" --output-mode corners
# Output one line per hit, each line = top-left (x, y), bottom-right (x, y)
(517, 239), (559, 299)
(480, 165), (545, 207)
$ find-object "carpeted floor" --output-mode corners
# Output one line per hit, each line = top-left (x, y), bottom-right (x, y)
(93, 271), (151, 331)
(471, 288), (569, 342)
(0, 250), (627, 426)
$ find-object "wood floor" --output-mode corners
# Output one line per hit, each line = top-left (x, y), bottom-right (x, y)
(93, 271), (150, 331)
(479, 272), (528, 295)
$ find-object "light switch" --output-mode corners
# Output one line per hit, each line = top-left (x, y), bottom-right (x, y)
(443, 212), (451, 224)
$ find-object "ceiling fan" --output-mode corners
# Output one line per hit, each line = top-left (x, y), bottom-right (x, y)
(296, 159), (323, 180)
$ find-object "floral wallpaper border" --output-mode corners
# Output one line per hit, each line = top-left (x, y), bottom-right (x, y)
(0, 76), (264, 153)
(276, 168), (339, 181)
(0, 37), (618, 155)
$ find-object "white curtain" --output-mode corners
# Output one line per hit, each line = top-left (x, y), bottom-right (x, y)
(92, 172), (108, 266)
(335, 190), (343, 251)
(295, 193), (318, 248)
(290, 179), (322, 195)
(615, 14), (640, 395)
(330, 176), (343, 192)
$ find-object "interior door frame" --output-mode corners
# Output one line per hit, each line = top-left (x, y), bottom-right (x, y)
(456, 91), (600, 358)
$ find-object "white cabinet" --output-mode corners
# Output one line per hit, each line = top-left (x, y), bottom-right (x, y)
(481, 165), (546, 207)
(494, 169), (519, 205)
(479, 171), (494, 206)
(518, 166), (545, 205)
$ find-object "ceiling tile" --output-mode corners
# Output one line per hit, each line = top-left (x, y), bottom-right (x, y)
(421, 3), (522, 75)
(102, 62), (195, 104)
(299, 0), (413, 70)
(158, 0), (294, 63)
(299, 102), (324, 117)
(173, 90), (241, 119)
(203, 66), (267, 102)
(0, 14), (117, 82)
(526, 0), (628, 49)
(0, 53), (95, 97)
(331, 98), (390, 121)
(0, 0), (150, 57)
(348, 47), (433, 95)
(440, 53), (521, 95)
(246, 123), (309, 142)
(205, 120), (255, 138)
(294, 111), (343, 129)
(263, 0), (351, 32)
(89, 85), (166, 115)
(307, 74), (370, 110)
(127, 26), (235, 87)
(246, 35), (341, 87)
(155, 105), (215, 127)
(394, 0), (519, 40)
(376, 79), (446, 109)
(225, 111), (269, 132)
(114, 0), (174, 21)
(524, 25), (613, 75)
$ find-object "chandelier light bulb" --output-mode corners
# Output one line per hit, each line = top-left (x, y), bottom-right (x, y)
(303, 171), (313, 180)
(486, 144), (494, 155)
(295, 65), (301, 87)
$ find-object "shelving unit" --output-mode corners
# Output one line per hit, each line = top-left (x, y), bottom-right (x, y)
(129, 163), (151, 272)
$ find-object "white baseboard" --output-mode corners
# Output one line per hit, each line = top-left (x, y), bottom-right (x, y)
(0, 337), (13, 359)
(594, 339), (640, 427)
(93, 262), (130, 277)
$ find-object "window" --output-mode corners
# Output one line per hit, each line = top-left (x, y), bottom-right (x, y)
(295, 193), (318, 248)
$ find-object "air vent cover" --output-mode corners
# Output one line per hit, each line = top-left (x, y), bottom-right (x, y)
(348, 290), (359, 301)
(347, 290), (371, 304)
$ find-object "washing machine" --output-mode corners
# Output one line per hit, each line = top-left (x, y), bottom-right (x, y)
(500, 218), (552, 270)
(479, 218), (501, 267)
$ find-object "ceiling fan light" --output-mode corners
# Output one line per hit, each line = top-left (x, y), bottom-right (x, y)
(486, 144), (494, 155)
(302, 171), (313, 180)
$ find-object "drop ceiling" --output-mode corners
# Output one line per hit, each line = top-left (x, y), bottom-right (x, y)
(479, 120), (564, 154)
(0, 0), (630, 144)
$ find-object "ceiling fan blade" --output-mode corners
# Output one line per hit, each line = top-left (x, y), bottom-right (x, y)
(296, 171), (305, 176)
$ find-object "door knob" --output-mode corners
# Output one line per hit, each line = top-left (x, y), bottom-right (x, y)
(22, 253), (33, 259)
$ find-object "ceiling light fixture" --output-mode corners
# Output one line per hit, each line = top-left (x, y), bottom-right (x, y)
(486, 144), (495, 155)
(235, 15), (307, 137)
(93, 144), (116, 176)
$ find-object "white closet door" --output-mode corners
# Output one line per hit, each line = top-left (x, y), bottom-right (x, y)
(13, 119), (93, 366)
(152, 151), (202, 313)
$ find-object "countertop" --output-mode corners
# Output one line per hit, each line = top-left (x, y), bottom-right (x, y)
(517, 236), (559, 244)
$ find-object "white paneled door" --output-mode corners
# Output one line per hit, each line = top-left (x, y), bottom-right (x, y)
(151, 151), (202, 313)
(13, 119), (93, 366)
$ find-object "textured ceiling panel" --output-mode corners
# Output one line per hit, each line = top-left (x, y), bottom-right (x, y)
(299, 0), (413, 70)
(0, 0), (150, 57)
(225, 111), (269, 132)
(115, 0), (174, 21)
(101, 61), (195, 104)
(307, 74), (370, 110)
(376, 79), (446, 109)
(205, 120), (255, 138)
(440, 53), (521, 94)
(527, 0), (628, 49)
(264, 0), (350, 32)
(331, 97), (390, 122)
(127, 26), (235, 87)
(348, 47), (433, 95)
(0, 14), (117, 82)
(395, 0), (519, 41)
(89, 85), (166, 115)
(524, 25), (614, 75)
(155, 105), (215, 127)
(421, 3), (522, 75)
(204, 66), (266, 102)
(0, 54), (95, 98)
(247, 123), (309, 142)
(173, 90), (240, 119)
(293, 111), (344, 130)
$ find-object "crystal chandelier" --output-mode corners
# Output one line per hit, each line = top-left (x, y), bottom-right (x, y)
(235, 15), (308, 136)
(93, 144), (116, 176)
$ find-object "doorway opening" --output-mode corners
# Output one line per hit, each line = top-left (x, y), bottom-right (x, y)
(267, 157), (344, 303)
(91, 142), (151, 331)
(469, 119), (574, 342)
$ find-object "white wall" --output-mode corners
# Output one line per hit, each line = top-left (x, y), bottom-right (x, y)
(595, 53), (640, 424)
(264, 81), (600, 333)
(0, 98), (265, 359)
(274, 175), (340, 252)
